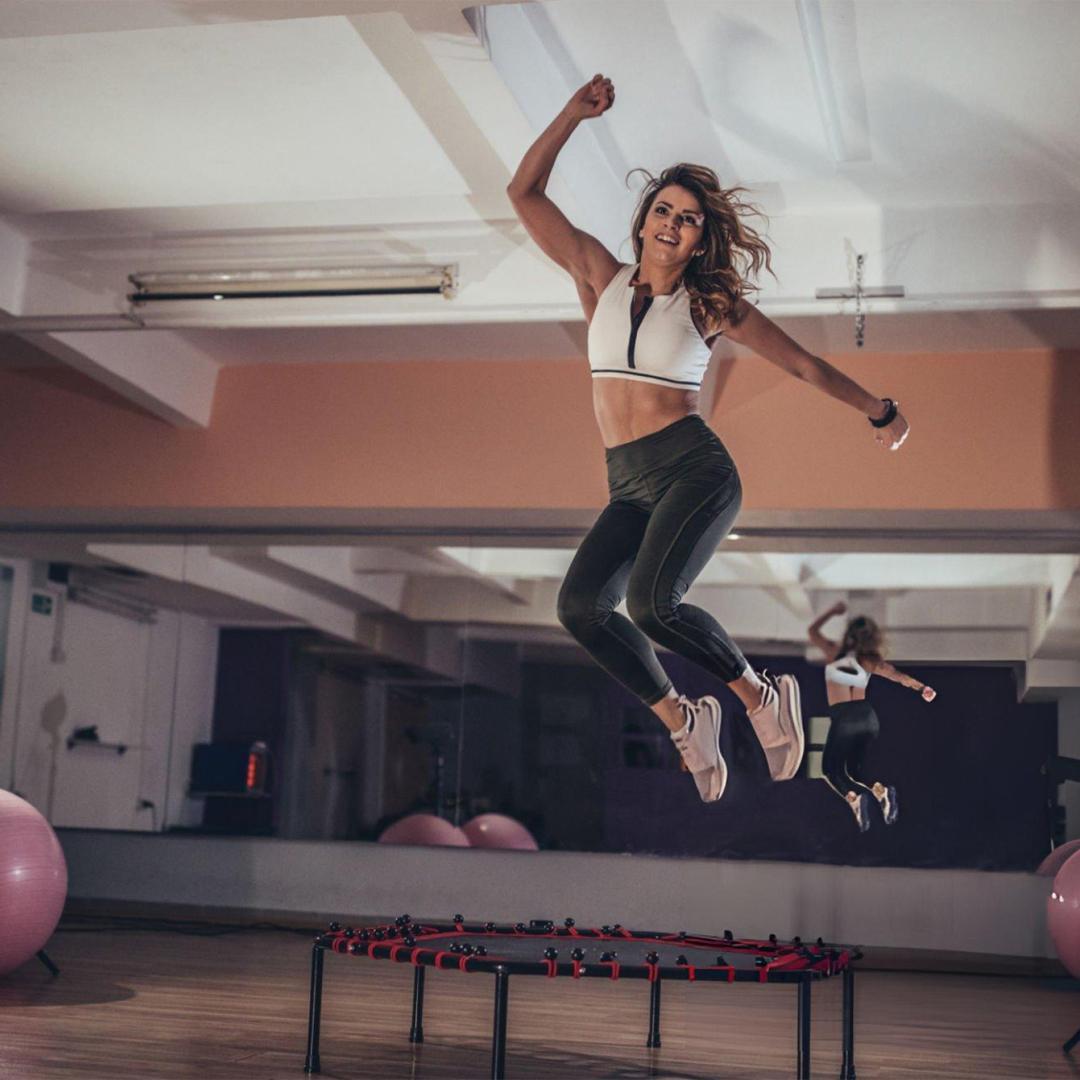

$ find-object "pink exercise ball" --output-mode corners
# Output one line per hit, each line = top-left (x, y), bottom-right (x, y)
(378, 813), (470, 848)
(0, 790), (68, 976)
(1048, 850), (1080, 977)
(462, 814), (539, 851)
(1038, 840), (1080, 878)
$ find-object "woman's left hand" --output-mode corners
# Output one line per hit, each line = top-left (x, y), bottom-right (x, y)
(874, 409), (910, 451)
(921, 685), (936, 702)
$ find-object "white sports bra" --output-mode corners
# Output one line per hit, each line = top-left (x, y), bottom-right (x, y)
(824, 653), (871, 689)
(587, 264), (714, 390)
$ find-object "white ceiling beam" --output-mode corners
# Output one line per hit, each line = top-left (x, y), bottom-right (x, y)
(475, 2), (632, 257)
(795, 0), (871, 163)
(351, 12), (512, 219)
(20, 329), (219, 428)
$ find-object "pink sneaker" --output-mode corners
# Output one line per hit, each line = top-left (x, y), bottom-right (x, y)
(670, 695), (727, 802)
(747, 672), (805, 781)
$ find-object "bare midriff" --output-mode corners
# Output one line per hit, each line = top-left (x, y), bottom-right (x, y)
(826, 686), (868, 706)
(591, 378), (700, 449)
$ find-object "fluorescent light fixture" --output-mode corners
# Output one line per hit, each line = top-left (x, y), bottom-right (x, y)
(67, 584), (157, 624)
(816, 286), (905, 300)
(128, 265), (457, 304)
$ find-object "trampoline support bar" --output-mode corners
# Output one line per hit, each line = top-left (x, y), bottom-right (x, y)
(647, 977), (662, 1048)
(410, 965), (425, 1044)
(304, 942), (325, 1074)
(842, 965), (856, 1078)
(797, 977), (811, 1079)
(491, 966), (510, 1079)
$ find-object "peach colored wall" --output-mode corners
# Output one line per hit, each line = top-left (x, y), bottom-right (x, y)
(1, 348), (1077, 513)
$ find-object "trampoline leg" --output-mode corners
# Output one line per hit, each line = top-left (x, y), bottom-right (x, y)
(491, 966), (510, 1080)
(304, 943), (325, 1074)
(646, 977), (662, 1048)
(36, 950), (60, 977)
(797, 978), (811, 1079)
(841, 966), (856, 1079)
(410, 965), (426, 1044)
(1064, 1026), (1080, 1054)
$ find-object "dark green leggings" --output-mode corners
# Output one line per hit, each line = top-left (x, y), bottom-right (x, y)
(557, 415), (747, 705)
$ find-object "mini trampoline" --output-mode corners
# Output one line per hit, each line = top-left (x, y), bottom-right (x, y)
(303, 915), (860, 1079)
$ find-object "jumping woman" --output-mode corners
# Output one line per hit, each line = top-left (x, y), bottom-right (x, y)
(508, 74), (910, 803)
(809, 601), (936, 830)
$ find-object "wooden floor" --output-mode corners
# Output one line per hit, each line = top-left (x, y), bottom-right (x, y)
(3, 921), (1080, 1079)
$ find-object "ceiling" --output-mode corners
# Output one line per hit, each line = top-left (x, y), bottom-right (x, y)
(1, 0), (1078, 398)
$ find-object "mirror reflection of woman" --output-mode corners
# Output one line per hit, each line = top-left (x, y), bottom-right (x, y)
(508, 74), (910, 803)
(809, 602), (936, 831)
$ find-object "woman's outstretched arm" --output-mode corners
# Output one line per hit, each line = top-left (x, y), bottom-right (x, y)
(865, 658), (937, 701)
(507, 74), (621, 305)
(721, 302), (910, 451)
(807, 600), (846, 656)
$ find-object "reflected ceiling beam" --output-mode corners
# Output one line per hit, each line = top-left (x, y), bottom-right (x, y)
(84, 539), (474, 683)
(87, 542), (359, 640)
(799, 553), (1063, 590)
(21, 329), (219, 428)
(212, 545), (409, 615)
(429, 546), (531, 605)
(1022, 658), (1080, 697)
(1034, 562), (1080, 661)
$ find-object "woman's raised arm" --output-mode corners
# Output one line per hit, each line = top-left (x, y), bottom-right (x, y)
(808, 601), (846, 657)
(507, 75), (621, 304)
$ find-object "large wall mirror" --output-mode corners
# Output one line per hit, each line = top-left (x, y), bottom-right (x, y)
(0, 531), (1069, 872)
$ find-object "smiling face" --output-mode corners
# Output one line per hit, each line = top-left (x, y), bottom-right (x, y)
(639, 184), (705, 268)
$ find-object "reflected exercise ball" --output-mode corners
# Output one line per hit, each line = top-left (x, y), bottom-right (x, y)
(0, 790), (68, 976)
(1048, 850), (1080, 977)
(462, 814), (539, 851)
(378, 813), (470, 847)
(1037, 840), (1080, 878)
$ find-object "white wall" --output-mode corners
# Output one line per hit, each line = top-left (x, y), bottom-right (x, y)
(161, 613), (219, 830)
(0, 558), (30, 789)
(1058, 691), (1080, 842)
(4, 570), (216, 830)
(59, 829), (1055, 959)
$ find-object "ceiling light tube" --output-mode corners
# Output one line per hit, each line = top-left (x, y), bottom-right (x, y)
(128, 265), (457, 304)
(815, 286), (905, 299)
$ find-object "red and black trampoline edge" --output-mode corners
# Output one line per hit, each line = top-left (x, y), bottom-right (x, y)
(303, 915), (860, 1079)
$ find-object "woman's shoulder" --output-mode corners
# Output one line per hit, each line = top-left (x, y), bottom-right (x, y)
(596, 262), (633, 295)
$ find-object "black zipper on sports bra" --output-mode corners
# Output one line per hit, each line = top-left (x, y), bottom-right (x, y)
(626, 294), (653, 369)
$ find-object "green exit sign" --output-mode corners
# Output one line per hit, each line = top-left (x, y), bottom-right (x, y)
(31, 592), (53, 616)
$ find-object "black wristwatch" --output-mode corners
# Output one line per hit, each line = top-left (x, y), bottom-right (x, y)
(869, 398), (898, 428)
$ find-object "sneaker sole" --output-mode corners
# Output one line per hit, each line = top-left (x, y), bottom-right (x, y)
(881, 786), (899, 825)
(854, 792), (872, 833)
(771, 675), (805, 782)
(695, 696), (727, 802)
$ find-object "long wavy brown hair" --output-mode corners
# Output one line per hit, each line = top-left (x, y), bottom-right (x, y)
(838, 615), (885, 664)
(629, 163), (773, 328)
